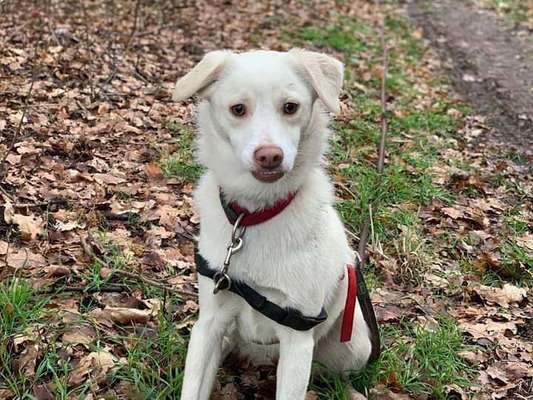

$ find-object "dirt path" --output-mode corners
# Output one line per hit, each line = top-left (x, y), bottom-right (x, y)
(409, 0), (533, 151)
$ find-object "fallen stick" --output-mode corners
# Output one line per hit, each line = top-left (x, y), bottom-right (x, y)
(357, 16), (389, 268)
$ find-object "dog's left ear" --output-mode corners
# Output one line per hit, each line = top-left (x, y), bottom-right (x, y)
(289, 49), (344, 114)
(172, 50), (231, 101)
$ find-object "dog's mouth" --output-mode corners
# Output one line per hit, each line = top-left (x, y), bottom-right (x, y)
(252, 169), (285, 183)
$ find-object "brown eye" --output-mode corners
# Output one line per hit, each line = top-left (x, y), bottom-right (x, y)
(230, 104), (246, 117)
(283, 102), (299, 115)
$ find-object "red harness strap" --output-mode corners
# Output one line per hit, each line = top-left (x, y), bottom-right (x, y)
(340, 264), (358, 342)
(229, 192), (297, 227)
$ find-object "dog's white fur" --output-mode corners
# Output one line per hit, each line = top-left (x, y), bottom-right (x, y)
(174, 49), (372, 400)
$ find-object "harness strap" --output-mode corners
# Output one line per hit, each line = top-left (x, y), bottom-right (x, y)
(196, 252), (327, 331)
(340, 264), (357, 342)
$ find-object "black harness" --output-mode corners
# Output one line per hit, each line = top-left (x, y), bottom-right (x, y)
(196, 252), (328, 331)
(195, 192), (381, 361)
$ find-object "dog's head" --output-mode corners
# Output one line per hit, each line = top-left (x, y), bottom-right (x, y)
(173, 49), (343, 203)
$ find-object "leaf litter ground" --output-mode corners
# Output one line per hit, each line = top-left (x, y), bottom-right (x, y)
(0, 1), (531, 399)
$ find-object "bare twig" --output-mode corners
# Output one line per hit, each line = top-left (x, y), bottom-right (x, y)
(79, 235), (198, 299)
(336, 181), (358, 202)
(37, 285), (128, 295)
(358, 19), (389, 267)
(124, 0), (142, 52)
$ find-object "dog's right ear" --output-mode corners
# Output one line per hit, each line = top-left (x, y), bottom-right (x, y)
(172, 50), (231, 101)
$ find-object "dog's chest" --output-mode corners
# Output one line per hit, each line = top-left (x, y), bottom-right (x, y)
(199, 211), (349, 319)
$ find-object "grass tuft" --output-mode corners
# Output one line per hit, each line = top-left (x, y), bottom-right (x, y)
(160, 120), (204, 182)
(351, 318), (474, 399)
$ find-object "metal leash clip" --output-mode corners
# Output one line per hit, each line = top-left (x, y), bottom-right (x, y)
(213, 213), (246, 294)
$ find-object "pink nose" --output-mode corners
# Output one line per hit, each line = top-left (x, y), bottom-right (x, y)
(254, 145), (284, 170)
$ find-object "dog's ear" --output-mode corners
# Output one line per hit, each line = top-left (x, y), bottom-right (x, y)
(289, 49), (344, 114)
(172, 50), (231, 101)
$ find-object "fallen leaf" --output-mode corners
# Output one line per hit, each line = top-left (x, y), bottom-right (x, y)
(44, 265), (70, 278)
(101, 306), (153, 325)
(68, 350), (116, 386)
(33, 385), (53, 400)
(441, 206), (463, 219)
(18, 343), (40, 378)
(54, 220), (81, 232)
(0, 240), (8, 255)
(305, 391), (318, 400)
(376, 304), (402, 323)
(93, 173), (126, 185)
(470, 283), (527, 307)
(516, 233), (533, 252)
(62, 325), (96, 346)
(4, 210), (44, 241)
(6, 249), (46, 269)
(145, 162), (164, 180)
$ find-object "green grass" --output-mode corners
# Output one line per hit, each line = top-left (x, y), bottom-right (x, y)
(351, 318), (473, 399)
(160, 120), (204, 182)
(309, 318), (474, 399)
(486, 0), (531, 27)
(111, 310), (188, 398)
(0, 279), (40, 337)
(0, 279), (51, 397)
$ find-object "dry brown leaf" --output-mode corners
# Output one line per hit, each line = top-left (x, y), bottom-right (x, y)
(459, 350), (488, 364)
(101, 306), (153, 325)
(376, 304), (402, 323)
(55, 220), (82, 232)
(145, 162), (164, 180)
(441, 206), (463, 219)
(487, 361), (533, 382)
(6, 248), (46, 269)
(62, 325), (96, 346)
(305, 391), (318, 400)
(18, 343), (40, 378)
(470, 283), (527, 307)
(93, 173), (126, 185)
(44, 265), (70, 278)
(68, 350), (116, 386)
(4, 210), (44, 241)
(516, 233), (533, 252)
(33, 385), (54, 400)
(0, 240), (8, 255)
(460, 319), (518, 341)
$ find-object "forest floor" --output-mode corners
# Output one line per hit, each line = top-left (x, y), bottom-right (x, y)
(0, 1), (531, 399)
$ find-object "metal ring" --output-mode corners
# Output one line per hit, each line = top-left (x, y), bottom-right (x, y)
(231, 237), (243, 253)
(231, 213), (246, 242)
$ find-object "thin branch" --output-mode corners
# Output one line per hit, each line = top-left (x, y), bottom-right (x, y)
(124, 0), (142, 52)
(37, 285), (128, 295)
(377, 30), (389, 175)
(358, 19), (389, 267)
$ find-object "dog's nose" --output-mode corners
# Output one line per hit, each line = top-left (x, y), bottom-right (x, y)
(254, 145), (284, 170)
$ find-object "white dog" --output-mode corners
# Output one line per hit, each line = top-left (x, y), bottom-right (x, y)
(173, 49), (380, 400)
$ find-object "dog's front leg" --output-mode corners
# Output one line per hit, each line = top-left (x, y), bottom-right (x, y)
(276, 330), (315, 400)
(180, 287), (236, 400)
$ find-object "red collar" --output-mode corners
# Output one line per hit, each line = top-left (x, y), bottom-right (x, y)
(221, 191), (297, 227)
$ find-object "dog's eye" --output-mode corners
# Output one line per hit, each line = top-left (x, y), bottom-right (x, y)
(283, 102), (299, 115)
(230, 104), (246, 117)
